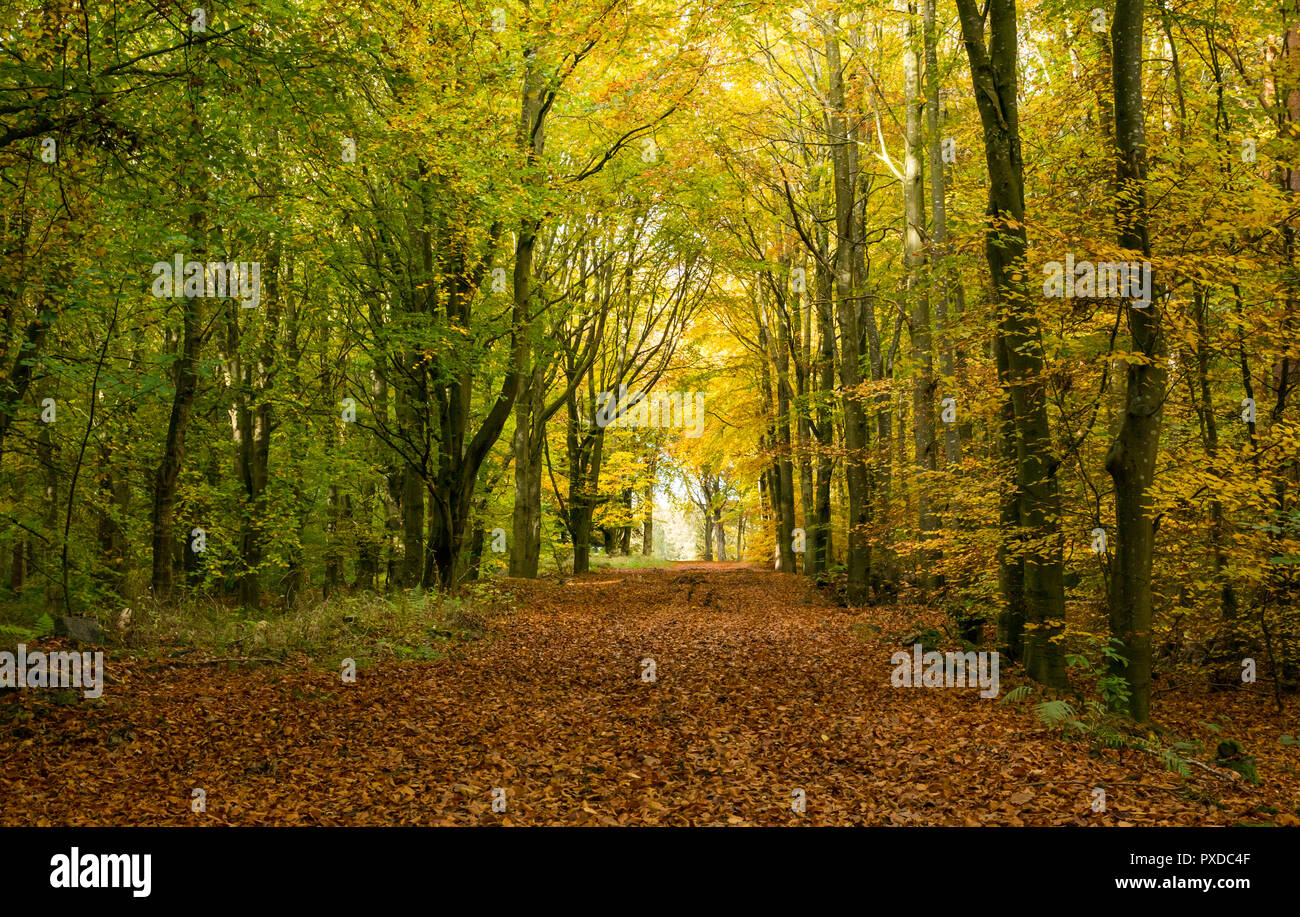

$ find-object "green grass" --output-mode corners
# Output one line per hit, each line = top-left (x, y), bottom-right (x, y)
(589, 553), (674, 571)
(535, 545), (674, 575)
(0, 584), (514, 670)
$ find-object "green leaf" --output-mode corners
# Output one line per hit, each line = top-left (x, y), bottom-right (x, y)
(1036, 699), (1076, 726)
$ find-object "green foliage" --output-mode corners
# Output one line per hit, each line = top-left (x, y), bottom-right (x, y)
(1067, 636), (1133, 714)
(1035, 699), (1077, 727)
(1159, 747), (1193, 779)
(125, 587), (509, 666)
(999, 685), (1035, 706)
(589, 554), (673, 571)
(0, 623), (38, 646)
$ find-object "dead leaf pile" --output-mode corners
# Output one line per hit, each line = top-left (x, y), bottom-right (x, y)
(1, 563), (1296, 826)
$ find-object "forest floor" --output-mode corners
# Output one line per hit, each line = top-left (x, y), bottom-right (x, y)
(2, 563), (1297, 826)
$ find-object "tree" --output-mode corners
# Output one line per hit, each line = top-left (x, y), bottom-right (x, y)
(954, 0), (1066, 687)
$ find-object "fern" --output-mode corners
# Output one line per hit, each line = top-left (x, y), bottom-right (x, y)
(1000, 685), (1034, 706)
(1095, 726), (1126, 749)
(1160, 747), (1192, 779)
(0, 623), (37, 642)
(1036, 699), (1077, 727)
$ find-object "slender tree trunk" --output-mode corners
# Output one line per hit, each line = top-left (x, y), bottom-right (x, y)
(642, 476), (654, 556)
(619, 488), (633, 554)
(926, 0), (961, 469)
(813, 247), (836, 574)
(282, 265), (308, 608)
(395, 341), (426, 589)
(793, 269), (817, 573)
(906, 4), (938, 593)
(774, 283), (797, 573)
(702, 496), (715, 561)
(151, 88), (208, 600)
(151, 227), (202, 601)
(1105, 0), (1163, 721)
(97, 456), (130, 598)
(827, 27), (871, 603)
(1187, 285), (1237, 678)
(39, 416), (58, 610)
(325, 484), (343, 598)
(357, 375), (386, 591)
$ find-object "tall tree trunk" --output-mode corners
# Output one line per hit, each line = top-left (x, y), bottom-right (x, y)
(395, 337), (426, 589)
(906, 3), (938, 593)
(1185, 286), (1238, 684)
(151, 231), (202, 601)
(955, 0), (1067, 687)
(813, 244), (836, 574)
(282, 263), (308, 608)
(232, 170), (281, 609)
(151, 80), (208, 602)
(792, 268), (817, 573)
(39, 415), (58, 610)
(1105, 0), (1163, 722)
(356, 368), (387, 592)
(926, 0), (961, 469)
(773, 282), (797, 573)
(827, 26), (872, 603)
(926, 0), (967, 624)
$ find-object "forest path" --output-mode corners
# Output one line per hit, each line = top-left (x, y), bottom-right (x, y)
(1, 563), (1291, 825)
